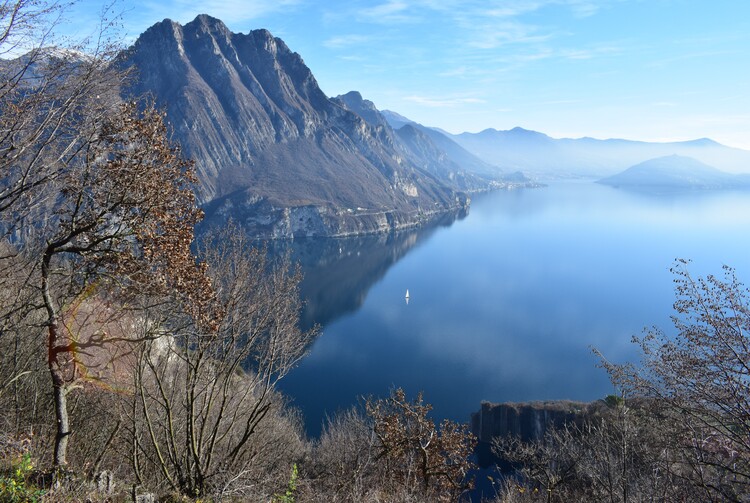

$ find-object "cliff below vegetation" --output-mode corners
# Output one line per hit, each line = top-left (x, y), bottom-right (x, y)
(472, 400), (592, 467)
(472, 400), (591, 443)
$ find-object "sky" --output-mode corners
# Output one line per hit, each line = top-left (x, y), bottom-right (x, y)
(61, 0), (750, 149)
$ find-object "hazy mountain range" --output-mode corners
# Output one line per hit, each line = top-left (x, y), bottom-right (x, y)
(381, 112), (750, 180)
(8, 15), (750, 237)
(447, 127), (750, 179)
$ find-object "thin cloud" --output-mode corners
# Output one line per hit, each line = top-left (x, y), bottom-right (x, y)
(438, 67), (468, 77)
(560, 44), (621, 60)
(358, 0), (416, 23)
(323, 34), (373, 49)
(466, 19), (555, 49)
(647, 49), (739, 68)
(472, 0), (604, 20)
(566, 0), (601, 18)
(338, 54), (367, 62)
(404, 95), (486, 107)
(540, 99), (582, 105)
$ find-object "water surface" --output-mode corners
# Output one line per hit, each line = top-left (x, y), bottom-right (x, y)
(277, 181), (750, 436)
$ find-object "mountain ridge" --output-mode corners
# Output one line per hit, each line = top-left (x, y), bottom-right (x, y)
(119, 15), (472, 238)
(444, 126), (750, 179)
(335, 91), (529, 191)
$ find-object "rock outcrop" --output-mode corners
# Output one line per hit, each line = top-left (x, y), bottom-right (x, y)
(119, 15), (470, 237)
(472, 400), (589, 444)
(471, 400), (591, 467)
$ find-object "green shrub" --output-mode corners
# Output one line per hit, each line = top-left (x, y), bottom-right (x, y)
(0, 452), (45, 503)
(273, 464), (298, 503)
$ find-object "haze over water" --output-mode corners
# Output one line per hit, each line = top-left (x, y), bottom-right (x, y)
(277, 181), (750, 436)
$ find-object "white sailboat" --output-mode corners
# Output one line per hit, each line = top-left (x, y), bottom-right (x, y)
(405, 289), (410, 305)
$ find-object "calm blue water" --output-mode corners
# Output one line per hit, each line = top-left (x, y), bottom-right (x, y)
(277, 181), (750, 436)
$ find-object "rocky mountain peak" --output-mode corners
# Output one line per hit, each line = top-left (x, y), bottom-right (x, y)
(120, 17), (467, 237)
(191, 13), (229, 31)
(335, 91), (388, 129)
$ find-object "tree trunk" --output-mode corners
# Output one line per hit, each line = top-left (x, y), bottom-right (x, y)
(42, 248), (70, 469)
(50, 353), (70, 468)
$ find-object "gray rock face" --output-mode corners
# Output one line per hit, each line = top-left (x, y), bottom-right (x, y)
(472, 400), (589, 445)
(335, 91), (390, 130)
(120, 15), (467, 237)
(471, 400), (591, 467)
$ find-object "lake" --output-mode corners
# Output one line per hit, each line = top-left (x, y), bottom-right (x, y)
(275, 181), (750, 437)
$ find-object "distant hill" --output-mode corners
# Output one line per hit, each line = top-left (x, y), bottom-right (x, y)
(598, 155), (750, 189)
(444, 127), (750, 180)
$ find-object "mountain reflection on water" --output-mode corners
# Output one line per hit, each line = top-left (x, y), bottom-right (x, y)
(273, 182), (750, 438)
(264, 209), (467, 331)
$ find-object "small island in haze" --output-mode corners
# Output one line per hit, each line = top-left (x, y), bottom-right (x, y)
(598, 154), (750, 190)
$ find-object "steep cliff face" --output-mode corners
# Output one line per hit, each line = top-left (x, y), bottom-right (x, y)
(120, 15), (467, 237)
(472, 400), (589, 444)
(471, 400), (591, 467)
(334, 91), (390, 130)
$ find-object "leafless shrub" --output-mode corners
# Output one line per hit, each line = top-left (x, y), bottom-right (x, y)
(128, 225), (316, 499)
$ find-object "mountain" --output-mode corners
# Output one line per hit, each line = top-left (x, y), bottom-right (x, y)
(598, 155), (750, 190)
(118, 15), (469, 238)
(334, 91), (390, 129)
(381, 109), (512, 179)
(380, 110), (414, 130)
(334, 92), (530, 192)
(448, 128), (750, 180)
(381, 110), (538, 187)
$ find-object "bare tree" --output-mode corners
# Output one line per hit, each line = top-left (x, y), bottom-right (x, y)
(492, 399), (690, 503)
(0, 3), (136, 464)
(493, 423), (586, 503)
(129, 225), (315, 499)
(0, 0), (61, 58)
(18, 98), (213, 473)
(602, 260), (750, 502)
(302, 389), (477, 503)
(0, 1), (126, 234)
(303, 406), (381, 502)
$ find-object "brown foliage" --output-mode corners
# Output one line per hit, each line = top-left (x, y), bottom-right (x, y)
(303, 389), (477, 503)
(365, 388), (476, 501)
(33, 99), (217, 470)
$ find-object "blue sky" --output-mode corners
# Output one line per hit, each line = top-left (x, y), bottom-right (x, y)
(64, 0), (750, 149)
